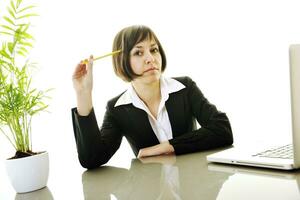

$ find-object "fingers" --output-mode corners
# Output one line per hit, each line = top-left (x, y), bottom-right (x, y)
(137, 148), (151, 158)
(137, 149), (148, 158)
(89, 55), (94, 62)
(86, 55), (94, 76)
(72, 61), (87, 79)
(72, 55), (94, 80)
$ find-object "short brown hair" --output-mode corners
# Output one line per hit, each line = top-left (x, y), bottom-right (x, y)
(112, 25), (167, 82)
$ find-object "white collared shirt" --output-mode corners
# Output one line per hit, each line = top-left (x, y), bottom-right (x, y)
(114, 76), (186, 143)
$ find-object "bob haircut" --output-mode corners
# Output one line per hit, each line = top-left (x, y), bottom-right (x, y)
(112, 25), (167, 82)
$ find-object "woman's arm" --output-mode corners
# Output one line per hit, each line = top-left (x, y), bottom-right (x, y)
(72, 106), (122, 169)
(72, 56), (122, 168)
(138, 77), (233, 157)
(72, 56), (94, 116)
(169, 77), (233, 155)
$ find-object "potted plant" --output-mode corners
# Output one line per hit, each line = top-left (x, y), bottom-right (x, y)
(0, 0), (50, 193)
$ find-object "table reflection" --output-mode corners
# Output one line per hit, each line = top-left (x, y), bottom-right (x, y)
(208, 164), (300, 200)
(82, 153), (232, 200)
(14, 187), (53, 200)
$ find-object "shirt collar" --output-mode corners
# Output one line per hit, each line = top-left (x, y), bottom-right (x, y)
(114, 76), (186, 107)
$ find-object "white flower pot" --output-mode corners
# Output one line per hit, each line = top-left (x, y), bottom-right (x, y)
(5, 151), (49, 193)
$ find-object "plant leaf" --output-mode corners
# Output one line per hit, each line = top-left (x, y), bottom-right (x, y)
(16, 50), (26, 57)
(0, 25), (15, 32)
(10, 0), (17, 13)
(0, 31), (14, 37)
(7, 42), (14, 54)
(0, 49), (11, 59)
(18, 46), (28, 54)
(17, 13), (38, 20)
(16, 0), (22, 8)
(19, 41), (33, 48)
(19, 31), (34, 40)
(3, 16), (15, 26)
(8, 7), (16, 19)
(17, 5), (36, 14)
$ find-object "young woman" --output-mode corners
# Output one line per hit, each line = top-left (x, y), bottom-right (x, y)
(72, 25), (233, 169)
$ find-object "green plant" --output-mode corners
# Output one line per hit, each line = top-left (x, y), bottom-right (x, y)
(0, 0), (49, 158)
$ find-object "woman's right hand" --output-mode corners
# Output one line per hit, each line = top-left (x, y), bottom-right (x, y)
(72, 55), (94, 94)
(72, 55), (94, 116)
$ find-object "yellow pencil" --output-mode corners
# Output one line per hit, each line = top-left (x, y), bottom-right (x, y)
(83, 50), (121, 64)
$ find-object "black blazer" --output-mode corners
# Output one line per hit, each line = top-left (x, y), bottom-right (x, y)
(72, 76), (233, 169)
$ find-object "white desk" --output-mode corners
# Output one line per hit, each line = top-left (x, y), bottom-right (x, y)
(1, 148), (300, 199)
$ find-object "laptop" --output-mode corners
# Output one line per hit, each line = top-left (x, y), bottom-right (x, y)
(207, 44), (300, 170)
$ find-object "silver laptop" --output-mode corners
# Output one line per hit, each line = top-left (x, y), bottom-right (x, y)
(207, 44), (300, 170)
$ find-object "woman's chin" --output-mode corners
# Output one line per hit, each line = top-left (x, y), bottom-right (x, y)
(137, 73), (161, 85)
(145, 73), (161, 83)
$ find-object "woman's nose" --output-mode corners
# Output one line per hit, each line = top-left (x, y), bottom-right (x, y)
(144, 51), (155, 64)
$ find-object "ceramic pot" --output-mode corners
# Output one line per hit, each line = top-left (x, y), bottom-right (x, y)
(5, 151), (49, 193)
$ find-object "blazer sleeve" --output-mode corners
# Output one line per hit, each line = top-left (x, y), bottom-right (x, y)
(71, 105), (122, 169)
(169, 77), (233, 155)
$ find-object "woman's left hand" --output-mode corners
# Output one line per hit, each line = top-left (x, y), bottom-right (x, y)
(137, 141), (175, 158)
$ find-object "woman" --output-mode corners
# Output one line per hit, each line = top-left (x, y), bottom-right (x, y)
(72, 25), (233, 169)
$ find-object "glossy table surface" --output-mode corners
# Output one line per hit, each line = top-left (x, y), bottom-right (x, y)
(1, 148), (300, 200)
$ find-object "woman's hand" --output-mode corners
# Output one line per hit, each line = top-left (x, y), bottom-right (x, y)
(72, 55), (94, 93)
(137, 141), (175, 158)
(72, 55), (94, 116)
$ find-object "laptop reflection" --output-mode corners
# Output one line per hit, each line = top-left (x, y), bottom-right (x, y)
(208, 164), (300, 200)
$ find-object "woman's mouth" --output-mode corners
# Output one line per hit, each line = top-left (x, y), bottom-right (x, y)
(143, 67), (158, 73)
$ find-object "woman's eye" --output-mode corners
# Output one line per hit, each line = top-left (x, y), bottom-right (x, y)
(151, 48), (159, 53)
(134, 51), (143, 56)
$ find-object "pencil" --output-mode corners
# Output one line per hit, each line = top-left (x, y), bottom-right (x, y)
(83, 50), (121, 64)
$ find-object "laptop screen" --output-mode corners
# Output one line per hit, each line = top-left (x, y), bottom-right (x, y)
(289, 44), (300, 167)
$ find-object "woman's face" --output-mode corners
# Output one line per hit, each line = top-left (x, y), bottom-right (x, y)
(129, 38), (162, 84)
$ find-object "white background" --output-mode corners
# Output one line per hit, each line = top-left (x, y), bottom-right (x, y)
(1, 0), (300, 160)
(0, 0), (300, 195)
